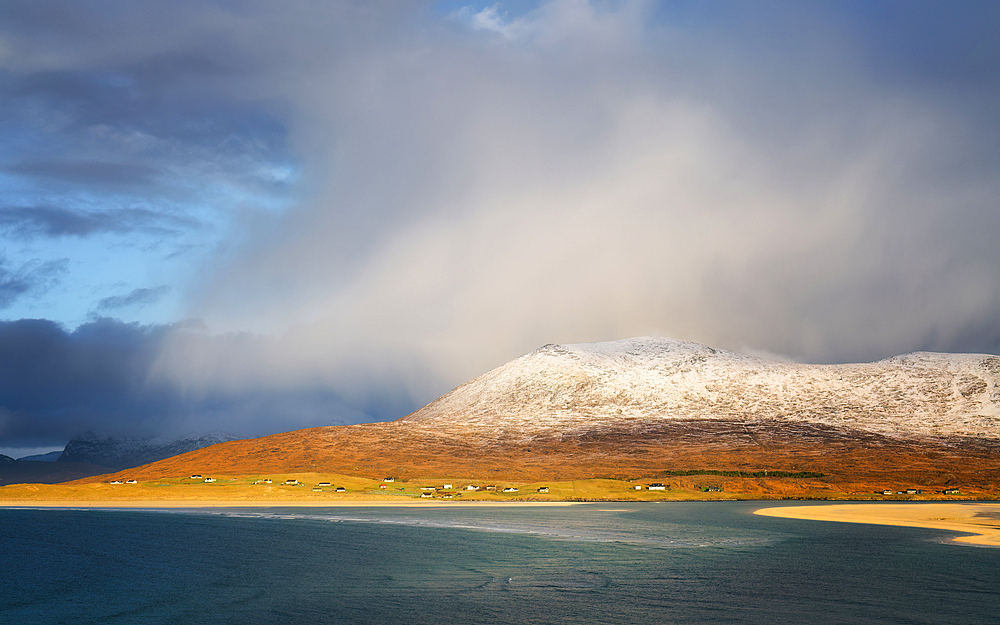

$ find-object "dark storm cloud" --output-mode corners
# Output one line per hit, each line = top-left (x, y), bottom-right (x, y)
(0, 258), (68, 309)
(0, 205), (201, 238)
(96, 286), (171, 312)
(0, 318), (397, 449)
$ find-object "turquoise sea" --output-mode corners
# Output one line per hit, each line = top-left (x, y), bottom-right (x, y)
(1, 501), (997, 624)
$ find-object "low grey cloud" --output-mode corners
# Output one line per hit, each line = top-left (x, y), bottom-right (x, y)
(96, 286), (171, 312)
(0, 258), (68, 309)
(167, 0), (1000, 393)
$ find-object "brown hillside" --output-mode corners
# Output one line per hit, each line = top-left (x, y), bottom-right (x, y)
(80, 420), (1000, 497)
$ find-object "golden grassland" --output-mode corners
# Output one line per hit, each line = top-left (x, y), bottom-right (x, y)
(755, 503), (1000, 547)
(0, 474), (729, 505)
(1, 471), (994, 506)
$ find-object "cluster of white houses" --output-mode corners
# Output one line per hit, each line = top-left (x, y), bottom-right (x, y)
(877, 488), (961, 495)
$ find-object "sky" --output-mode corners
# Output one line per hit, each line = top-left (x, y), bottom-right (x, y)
(2, 0), (1000, 456)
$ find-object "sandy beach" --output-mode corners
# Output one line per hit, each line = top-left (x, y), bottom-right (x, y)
(755, 503), (1000, 547)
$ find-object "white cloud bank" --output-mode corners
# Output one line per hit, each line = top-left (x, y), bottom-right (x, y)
(141, 1), (1000, 414)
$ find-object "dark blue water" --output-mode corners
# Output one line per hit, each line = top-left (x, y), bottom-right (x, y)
(1, 502), (997, 624)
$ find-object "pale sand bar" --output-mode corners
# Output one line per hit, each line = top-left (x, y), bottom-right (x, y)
(755, 503), (1000, 547)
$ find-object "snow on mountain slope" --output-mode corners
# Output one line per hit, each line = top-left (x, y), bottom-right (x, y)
(401, 337), (1000, 440)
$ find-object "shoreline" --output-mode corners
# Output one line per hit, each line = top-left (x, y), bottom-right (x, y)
(0, 499), (580, 509)
(754, 503), (1000, 547)
(7, 500), (1000, 546)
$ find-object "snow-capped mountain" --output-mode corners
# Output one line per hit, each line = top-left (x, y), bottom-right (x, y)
(402, 337), (1000, 440)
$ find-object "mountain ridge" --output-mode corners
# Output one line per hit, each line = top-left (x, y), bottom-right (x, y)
(401, 337), (1000, 440)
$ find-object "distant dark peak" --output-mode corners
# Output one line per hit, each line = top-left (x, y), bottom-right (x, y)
(0, 454), (15, 465)
(16, 450), (63, 462)
(58, 432), (241, 471)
